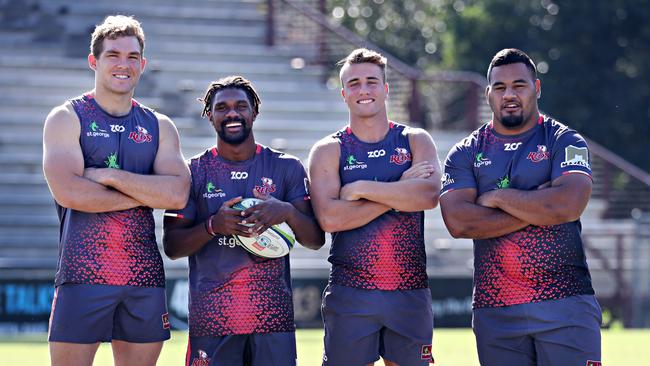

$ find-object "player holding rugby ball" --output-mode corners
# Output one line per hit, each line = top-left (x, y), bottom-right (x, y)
(163, 76), (324, 366)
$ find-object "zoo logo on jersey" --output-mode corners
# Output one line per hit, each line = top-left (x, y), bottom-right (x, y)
(527, 145), (550, 163)
(254, 177), (277, 195)
(87, 121), (109, 138)
(128, 125), (153, 143)
(203, 182), (226, 199)
(389, 147), (412, 165)
(343, 154), (367, 171)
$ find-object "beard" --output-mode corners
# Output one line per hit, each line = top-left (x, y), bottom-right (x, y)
(500, 113), (525, 129)
(216, 117), (251, 145)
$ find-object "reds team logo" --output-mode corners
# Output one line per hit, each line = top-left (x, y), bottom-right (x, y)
(128, 125), (153, 143)
(191, 349), (210, 366)
(254, 177), (276, 195)
(527, 145), (550, 163)
(421, 344), (434, 362)
(389, 147), (412, 165)
(161, 313), (170, 329)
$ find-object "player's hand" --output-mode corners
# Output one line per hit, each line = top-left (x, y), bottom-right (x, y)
(241, 190), (293, 234)
(211, 196), (252, 237)
(400, 161), (434, 180)
(83, 167), (112, 185)
(340, 181), (365, 201)
(476, 189), (500, 208)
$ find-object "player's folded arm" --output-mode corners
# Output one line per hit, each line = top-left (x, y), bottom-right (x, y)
(308, 138), (390, 233)
(440, 187), (528, 239)
(43, 103), (142, 212)
(98, 114), (191, 210)
(485, 173), (592, 227)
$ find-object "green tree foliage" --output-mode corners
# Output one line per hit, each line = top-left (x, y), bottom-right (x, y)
(327, 0), (650, 172)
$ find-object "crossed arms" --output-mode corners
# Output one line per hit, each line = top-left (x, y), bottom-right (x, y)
(43, 102), (190, 213)
(439, 173), (592, 239)
(308, 128), (441, 233)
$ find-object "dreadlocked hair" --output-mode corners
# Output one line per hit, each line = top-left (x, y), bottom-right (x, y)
(198, 75), (261, 118)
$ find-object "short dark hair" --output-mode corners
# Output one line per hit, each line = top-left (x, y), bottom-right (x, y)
(198, 75), (261, 118)
(338, 48), (387, 82)
(90, 15), (145, 58)
(487, 48), (537, 82)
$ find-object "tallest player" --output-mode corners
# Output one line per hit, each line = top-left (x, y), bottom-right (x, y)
(43, 15), (190, 366)
(440, 48), (601, 366)
(309, 48), (441, 366)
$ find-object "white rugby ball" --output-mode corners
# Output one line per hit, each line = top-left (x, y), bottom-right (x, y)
(232, 198), (295, 258)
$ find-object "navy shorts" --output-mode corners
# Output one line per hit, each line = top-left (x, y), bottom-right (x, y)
(48, 283), (171, 343)
(321, 284), (434, 366)
(186, 332), (296, 366)
(473, 294), (602, 366)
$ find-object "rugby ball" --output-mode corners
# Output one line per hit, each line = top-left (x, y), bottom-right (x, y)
(232, 198), (295, 258)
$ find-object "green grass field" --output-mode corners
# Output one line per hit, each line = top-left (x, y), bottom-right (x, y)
(1, 328), (648, 365)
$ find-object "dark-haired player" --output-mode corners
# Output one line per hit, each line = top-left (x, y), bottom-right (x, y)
(308, 48), (441, 366)
(43, 15), (190, 366)
(163, 75), (324, 366)
(439, 48), (601, 366)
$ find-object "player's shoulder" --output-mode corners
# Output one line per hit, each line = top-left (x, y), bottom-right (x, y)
(456, 123), (488, 149)
(259, 144), (305, 168)
(186, 147), (216, 170)
(541, 115), (585, 142)
(312, 133), (341, 153)
(45, 101), (79, 127)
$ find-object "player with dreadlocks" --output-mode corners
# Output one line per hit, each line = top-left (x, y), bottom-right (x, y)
(163, 75), (324, 366)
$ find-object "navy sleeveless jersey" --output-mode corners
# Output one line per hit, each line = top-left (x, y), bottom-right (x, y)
(55, 94), (164, 288)
(166, 145), (308, 337)
(441, 115), (595, 308)
(329, 122), (428, 291)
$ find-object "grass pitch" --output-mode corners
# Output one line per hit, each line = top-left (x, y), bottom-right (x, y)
(0, 328), (648, 365)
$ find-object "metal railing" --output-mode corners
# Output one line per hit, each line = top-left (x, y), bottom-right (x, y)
(265, 0), (488, 130)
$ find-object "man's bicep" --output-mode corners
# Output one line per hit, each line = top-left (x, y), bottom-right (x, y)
(550, 173), (592, 209)
(308, 142), (341, 202)
(43, 106), (84, 192)
(409, 128), (442, 183)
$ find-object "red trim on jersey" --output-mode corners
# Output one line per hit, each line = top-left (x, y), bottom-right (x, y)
(537, 114), (544, 124)
(47, 287), (59, 340)
(345, 126), (352, 135)
(562, 170), (593, 180)
(210, 147), (218, 157)
(185, 340), (192, 366)
(389, 121), (395, 129)
(439, 188), (455, 198)
(256, 144), (262, 154)
(84, 92), (94, 100)
(131, 99), (138, 107)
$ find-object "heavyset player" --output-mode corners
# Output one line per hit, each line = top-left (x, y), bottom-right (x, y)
(42, 13), (600, 366)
